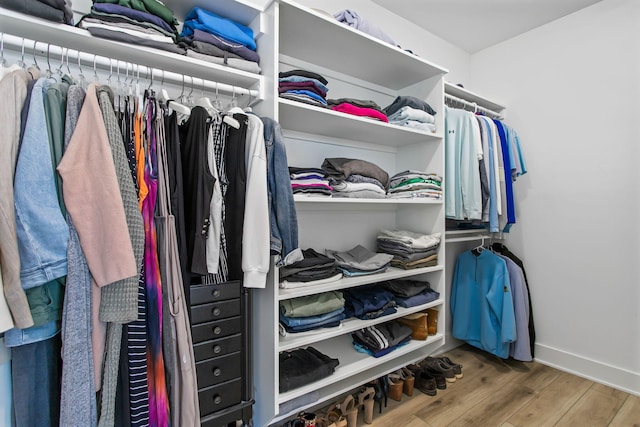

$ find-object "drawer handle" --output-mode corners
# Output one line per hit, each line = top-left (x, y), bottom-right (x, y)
(212, 289), (221, 298)
(213, 395), (222, 405)
(213, 345), (222, 354)
(213, 326), (222, 335)
(212, 307), (221, 317)
(213, 367), (222, 377)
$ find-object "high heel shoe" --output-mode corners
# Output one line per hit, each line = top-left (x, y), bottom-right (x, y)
(338, 394), (358, 427)
(316, 407), (347, 427)
(357, 386), (376, 424)
(386, 373), (404, 402)
(400, 367), (415, 396)
(366, 377), (388, 414)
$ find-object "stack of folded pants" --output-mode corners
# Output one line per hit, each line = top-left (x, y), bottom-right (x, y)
(279, 291), (346, 335)
(279, 69), (329, 107)
(0, 0), (73, 24)
(288, 167), (333, 197)
(325, 244), (393, 277)
(78, 1), (183, 54)
(279, 248), (343, 289)
(352, 320), (413, 358)
(322, 157), (389, 199)
(180, 7), (261, 74)
(384, 95), (437, 132)
(377, 229), (442, 269)
(343, 284), (397, 320)
(279, 346), (339, 392)
(387, 170), (442, 200)
(379, 278), (440, 308)
(327, 98), (388, 122)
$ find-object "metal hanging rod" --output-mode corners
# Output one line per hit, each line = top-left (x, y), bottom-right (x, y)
(445, 93), (503, 120)
(0, 32), (259, 99)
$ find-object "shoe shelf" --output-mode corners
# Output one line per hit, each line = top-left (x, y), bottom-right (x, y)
(279, 98), (442, 147)
(278, 333), (445, 406)
(279, 298), (444, 351)
(277, 265), (444, 301)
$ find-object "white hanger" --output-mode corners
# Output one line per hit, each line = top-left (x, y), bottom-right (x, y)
(222, 85), (240, 129)
(167, 73), (191, 116)
(195, 77), (219, 116)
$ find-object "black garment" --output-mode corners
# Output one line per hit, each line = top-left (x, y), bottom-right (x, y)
(353, 321), (412, 350)
(379, 279), (432, 298)
(279, 69), (328, 85)
(279, 347), (339, 393)
(383, 95), (437, 117)
(223, 113), (248, 281)
(115, 327), (132, 427)
(491, 242), (536, 357)
(179, 106), (214, 276)
(0, 0), (65, 23)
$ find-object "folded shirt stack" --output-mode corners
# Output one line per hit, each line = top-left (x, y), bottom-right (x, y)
(387, 170), (443, 200)
(279, 248), (343, 289)
(325, 244), (393, 277)
(279, 69), (329, 108)
(342, 284), (397, 320)
(333, 9), (397, 47)
(377, 229), (441, 270)
(279, 291), (346, 335)
(384, 95), (438, 132)
(279, 346), (339, 392)
(388, 105), (437, 133)
(379, 278), (440, 308)
(288, 167), (333, 197)
(0, 0), (73, 24)
(78, 1), (184, 54)
(322, 157), (389, 199)
(180, 7), (261, 74)
(352, 320), (413, 358)
(327, 98), (388, 123)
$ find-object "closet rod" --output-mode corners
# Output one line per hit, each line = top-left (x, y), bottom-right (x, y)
(0, 33), (259, 99)
(445, 93), (503, 119)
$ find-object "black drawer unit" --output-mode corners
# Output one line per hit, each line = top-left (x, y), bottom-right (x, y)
(195, 352), (241, 388)
(189, 280), (253, 426)
(193, 334), (242, 362)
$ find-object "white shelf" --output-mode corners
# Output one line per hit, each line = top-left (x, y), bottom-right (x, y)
(0, 7), (263, 91)
(293, 194), (442, 205)
(278, 266), (444, 301)
(279, 0), (447, 90)
(278, 333), (444, 404)
(444, 82), (505, 112)
(278, 98), (442, 146)
(279, 299), (444, 351)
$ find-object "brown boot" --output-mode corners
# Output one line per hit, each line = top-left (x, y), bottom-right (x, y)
(396, 312), (429, 340)
(426, 308), (439, 335)
(386, 374), (403, 402)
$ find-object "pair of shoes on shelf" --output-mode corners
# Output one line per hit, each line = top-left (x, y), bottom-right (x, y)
(387, 367), (415, 401)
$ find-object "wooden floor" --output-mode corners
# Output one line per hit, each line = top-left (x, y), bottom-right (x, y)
(354, 345), (640, 427)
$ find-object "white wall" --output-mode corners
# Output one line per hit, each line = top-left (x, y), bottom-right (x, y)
(470, 0), (640, 394)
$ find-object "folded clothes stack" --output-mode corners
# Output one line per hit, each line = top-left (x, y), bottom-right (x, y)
(288, 167), (333, 197)
(0, 0), (73, 24)
(325, 244), (393, 277)
(352, 320), (413, 358)
(384, 95), (438, 133)
(379, 278), (440, 308)
(279, 248), (343, 289)
(334, 9), (397, 47)
(387, 170), (443, 200)
(279, 291), (346, 336)
(377, 229), (441, 270)
(342, 284), (397, 320)
(327, 98), (388, 122)
(322, 157), (389, 199)
(279, 346), (339, 393)
(180, 7), (261, 74)
(279, 69), (329, 108)
(78, 1), (183, 54)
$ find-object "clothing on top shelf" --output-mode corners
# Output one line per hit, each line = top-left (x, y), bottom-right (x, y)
(279, 69), (329, 107)
(90, 3), (176, 34)
(333, 9), (397, 47)
(384, 95), (437, 117)
(325, 245), (393, 276)
(279, 346), (339, 393)
(181, 29), (260, 63)
(388, 105), (437, 132)
(94, 0), (178, 27)
(330, 102), (389, 122)
(0, 0), (73, 24)
(181, 7), (256, 50)
(387, 171), (442, 200)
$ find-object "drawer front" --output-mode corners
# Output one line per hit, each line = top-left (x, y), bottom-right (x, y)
(191, 299), (241, 325)
(190, 281), (241, 306)
(191, 316), (241, 344)
(198, 378), (242, 418)
(196, 352), (241, 389)
(193, 334), (242, 362)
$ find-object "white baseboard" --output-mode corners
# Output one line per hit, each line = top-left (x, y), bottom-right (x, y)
(534, 343), (640, 397)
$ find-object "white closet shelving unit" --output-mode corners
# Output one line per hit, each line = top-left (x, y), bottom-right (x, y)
(253, 1), (449, 425)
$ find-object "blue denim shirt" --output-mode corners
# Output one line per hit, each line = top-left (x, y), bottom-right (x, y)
(14, 78), (69, 289)
(261, 117), (302, 267)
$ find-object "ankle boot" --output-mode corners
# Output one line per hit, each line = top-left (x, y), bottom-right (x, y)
(396, 312), (429, 340)
(400, 367), (415, 396)
(426, 308), (439, 335)
(386, 374), (403, 402)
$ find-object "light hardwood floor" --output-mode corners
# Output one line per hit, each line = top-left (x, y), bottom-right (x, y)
(355, 345), (640, 427)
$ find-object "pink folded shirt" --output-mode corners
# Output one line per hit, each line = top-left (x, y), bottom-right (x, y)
(331, 102), (389, 123)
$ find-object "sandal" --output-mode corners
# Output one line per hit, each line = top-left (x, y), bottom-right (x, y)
(317, 407), (347, 427)
(357, 386), (376, 424)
